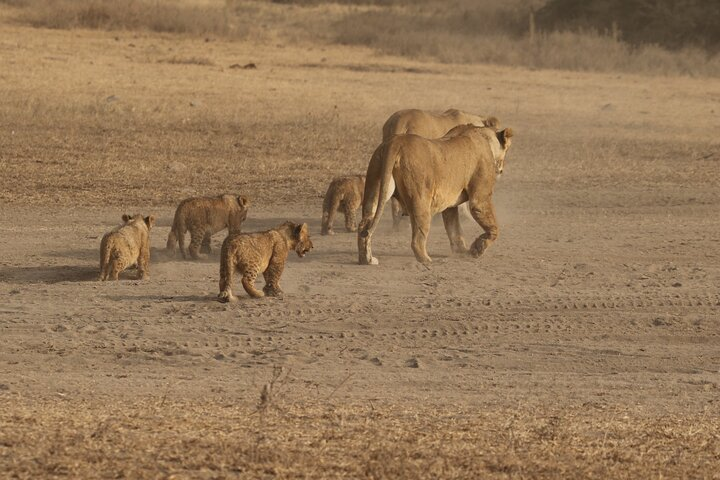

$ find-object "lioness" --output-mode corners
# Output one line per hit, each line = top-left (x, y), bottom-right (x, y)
(100, 214), (155, 280)
(382, 108), (499, 139)
(218, 221), (313, 302)
(166, 194), (250, 260)
(382, 108), (499, 229)
(321, 175), (365, 235)
(358, 124), (513, 265)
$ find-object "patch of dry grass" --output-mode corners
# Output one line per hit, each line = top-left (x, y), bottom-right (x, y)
(4, 0), (718, 76)
(331, 8), (720, 77)
(12, 0), (243, 37)
(159, 56), (215, 66)
(1, 396), (718, 478)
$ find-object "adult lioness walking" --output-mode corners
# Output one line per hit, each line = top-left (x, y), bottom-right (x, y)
(382, 108), (498, 139)
(358, 124), (513, 265)
(382, 109), (499, 229)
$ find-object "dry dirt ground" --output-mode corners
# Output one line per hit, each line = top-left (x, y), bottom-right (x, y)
(1, 15), (720, 479)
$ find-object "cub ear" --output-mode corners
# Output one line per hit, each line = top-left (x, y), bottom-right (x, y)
(237, 195), (250, 208)
(144, 215), (156, 229)
(294, 223), (308, 237)
(483, 116), (499, 130)
(122, 214), (132, 222)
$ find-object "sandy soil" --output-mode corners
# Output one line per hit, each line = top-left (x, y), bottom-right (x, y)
(1, 15), (720, 478)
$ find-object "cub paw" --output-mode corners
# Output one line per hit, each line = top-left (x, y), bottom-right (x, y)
(217, 291), (238, 303)
(263, 285), (284, 297)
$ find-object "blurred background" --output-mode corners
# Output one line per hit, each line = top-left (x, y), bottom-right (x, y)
(3, 0), (719, 76)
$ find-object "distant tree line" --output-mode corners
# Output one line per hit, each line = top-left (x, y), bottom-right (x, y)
(535, 0), (720, 51)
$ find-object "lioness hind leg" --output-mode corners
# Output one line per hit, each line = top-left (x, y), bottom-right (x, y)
(357, 217), (379, 265)
(468, 200), (498, 258)
(409, 208), (433, 264)
(391, 198), (404, 231)
(442, 207), (468, 254)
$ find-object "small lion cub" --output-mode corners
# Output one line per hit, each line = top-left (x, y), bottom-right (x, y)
(321, 175), (365, 235)
(218, 221), (313, 302)
(100, 214), (155, 281)
(166, 194), (250, 260)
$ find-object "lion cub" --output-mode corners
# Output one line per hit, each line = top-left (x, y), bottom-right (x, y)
(321, 175), (365, 235)
(166, 194), (250, 260)
(100, 214), (155, 281)
(218, 221), (313, 302)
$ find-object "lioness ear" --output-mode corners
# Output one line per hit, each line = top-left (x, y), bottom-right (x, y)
(293, 223), (304, 237)
(122, 214), (131, 222)
(237, 195), (250, 208)
(145, 215), (156, 229)
(483, 116), (499, 129)
(497, 128), (514, 146)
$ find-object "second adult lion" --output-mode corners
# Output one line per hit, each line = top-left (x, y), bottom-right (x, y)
(358, 124), (513, 265)
(382, 108), (498, 139)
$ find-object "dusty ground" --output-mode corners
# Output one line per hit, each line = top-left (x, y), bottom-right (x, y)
(1, 12), (720, 479)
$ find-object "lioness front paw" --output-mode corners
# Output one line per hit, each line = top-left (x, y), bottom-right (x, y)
(470, 239), (488, 258)
(452, 244), (469, 255)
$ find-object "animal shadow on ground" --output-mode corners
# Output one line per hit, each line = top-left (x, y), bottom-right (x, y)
(105, 294), (217, 303)
(0, 265), (99, 284)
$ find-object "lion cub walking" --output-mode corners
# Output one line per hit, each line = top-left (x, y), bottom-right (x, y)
(166, 194), (250, 260)
(218, 222), (313, 302)
(100, 214), (155, 281)
(321, 175), (365, 235)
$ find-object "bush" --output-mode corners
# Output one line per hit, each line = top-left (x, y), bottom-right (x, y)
(536, 0), (720, 51)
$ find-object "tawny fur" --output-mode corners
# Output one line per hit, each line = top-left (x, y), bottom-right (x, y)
(358, 125), (513, 265)
(321, 175), (365, 235)
(166, 194), (250, 260)
(218, 222), (313, 302)
(382, 108), (499, 140)
(381, 108), (500, 229)
(99, 214), (155, 281)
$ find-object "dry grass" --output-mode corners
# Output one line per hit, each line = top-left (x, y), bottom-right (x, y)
(3, 90), (718, 209)
(159, 56), (215, 66)
(331, 8), (720, 77)
(4, 0), (719, 77)
(1, 396), (718, 479)
(11, 0), (243, 37)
